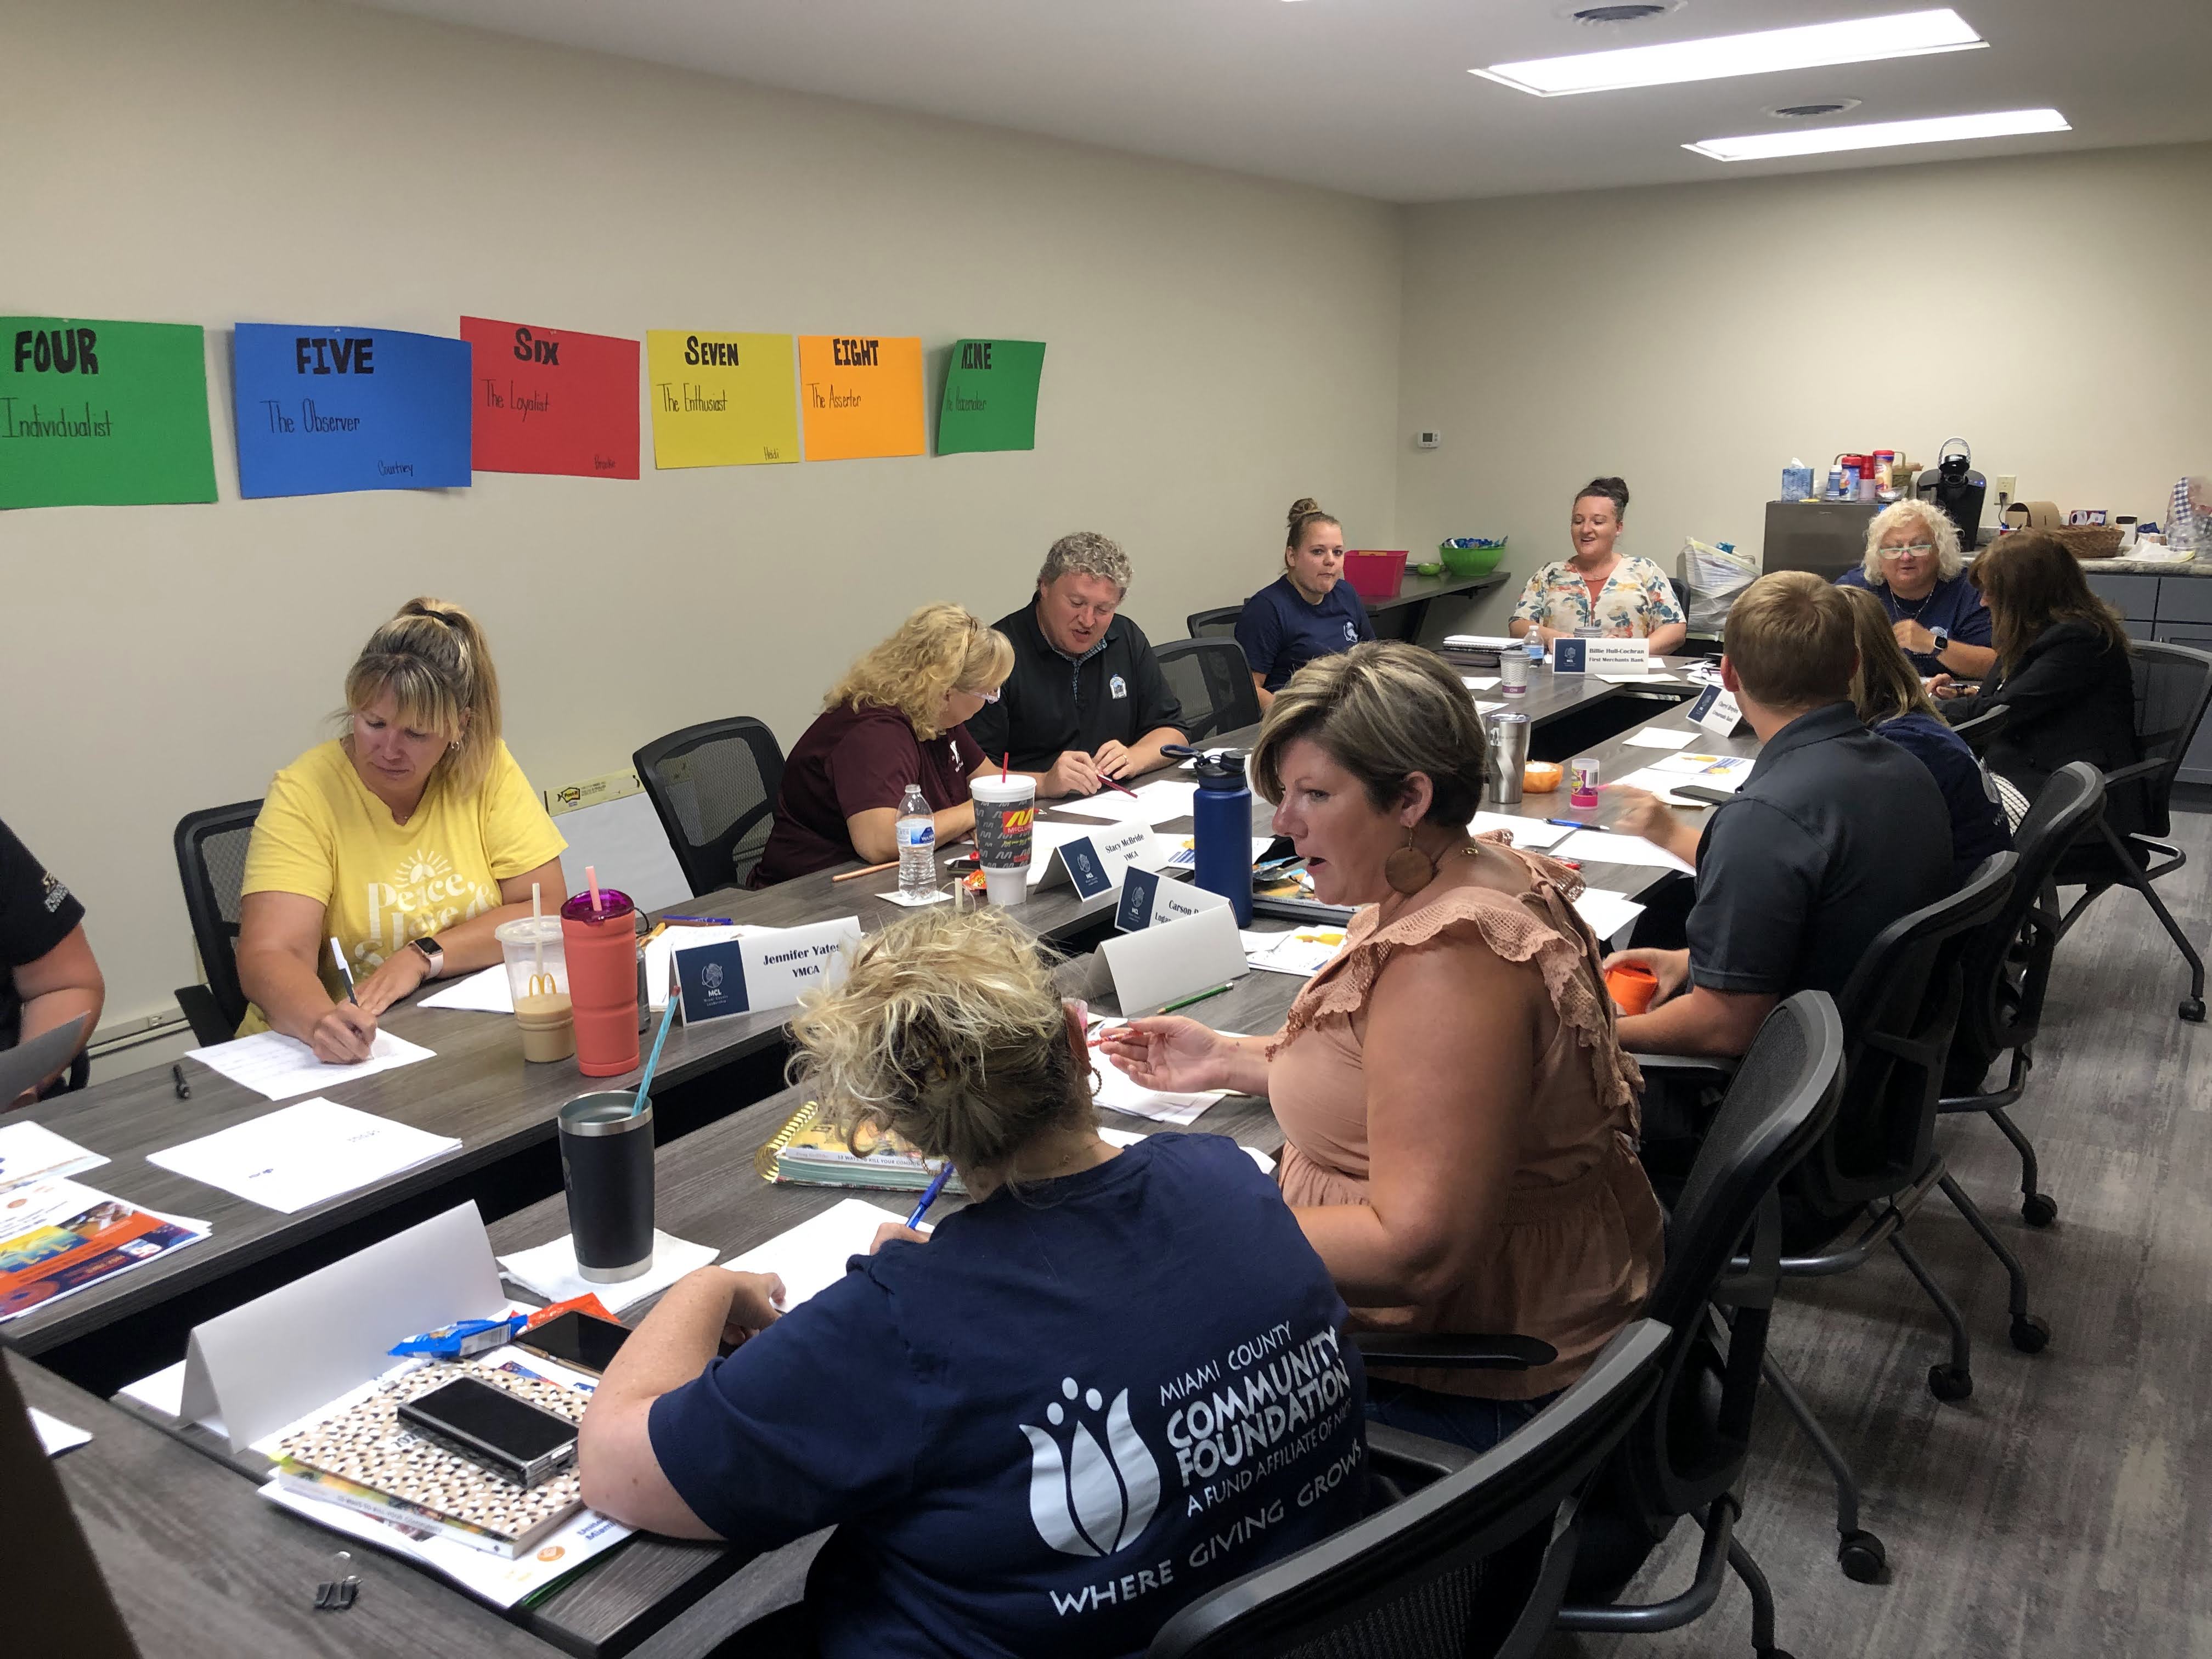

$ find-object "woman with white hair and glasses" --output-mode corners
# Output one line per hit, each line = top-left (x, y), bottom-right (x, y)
(1835, 499), (1997, 679)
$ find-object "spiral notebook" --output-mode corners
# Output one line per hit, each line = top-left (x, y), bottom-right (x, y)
(754, 1101), (965, 1195)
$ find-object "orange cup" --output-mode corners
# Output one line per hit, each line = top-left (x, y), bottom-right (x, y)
(1605, 962), (1658, 1015)
(1523, 761), (1563, 794)
(561, 890), (641, 1078)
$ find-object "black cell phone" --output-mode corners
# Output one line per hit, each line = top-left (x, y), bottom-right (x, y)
(517, 1310), (631, 1375)
(396, 1377), (578, 1488)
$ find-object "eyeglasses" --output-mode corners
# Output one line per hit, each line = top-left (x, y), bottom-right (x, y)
(1878, 543), (1937, 560)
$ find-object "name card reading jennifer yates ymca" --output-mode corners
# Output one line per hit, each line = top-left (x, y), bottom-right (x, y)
(460, 317), (639, 481)
(644, 330), (797, 469)
(232, 324), (471, 498)
(1, 317), (217, 508)
(796, 335), (924, 461)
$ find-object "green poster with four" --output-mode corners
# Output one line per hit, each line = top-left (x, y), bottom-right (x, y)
(936, 338), (1045, 455)
(1, 318), (218, 507)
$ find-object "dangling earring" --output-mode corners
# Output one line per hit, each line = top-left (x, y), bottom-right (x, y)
(1384, 827), (1436, 895)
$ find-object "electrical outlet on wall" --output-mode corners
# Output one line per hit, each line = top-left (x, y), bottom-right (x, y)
(1994, 473), (2018, 505)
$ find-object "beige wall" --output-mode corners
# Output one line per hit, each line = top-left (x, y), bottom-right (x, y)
(1397, 142), (2212, 635)
(8, 0), (1403, 1039)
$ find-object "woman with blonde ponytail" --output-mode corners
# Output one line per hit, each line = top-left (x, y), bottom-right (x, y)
(1233, 496), (1376, 712)
(236, 599), (568, 1060)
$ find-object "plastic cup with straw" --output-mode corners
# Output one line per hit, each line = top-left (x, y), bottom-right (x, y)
(528, 881), (555, 999)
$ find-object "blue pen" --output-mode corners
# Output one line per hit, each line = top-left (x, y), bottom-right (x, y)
(665, 915), (735, 926)
(1546, 817), (1604, 832)
(905, 1163), (955, 1231)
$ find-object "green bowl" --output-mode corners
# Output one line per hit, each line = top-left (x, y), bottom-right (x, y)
(1438, 539), (1506, 578)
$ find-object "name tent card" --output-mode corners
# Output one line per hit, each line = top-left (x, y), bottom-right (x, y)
(645, 330), (798, 469)
(1688, 684), (1752, 737)
(1115, 866), (1232, 933)
(1033, 823), (1153, 896)
(797, 335), (926, 460)
(460, 317), (639, 479)
(1553, 638), (1588, 675)
(676, 916), (862, 1024)
(1098, 904), (1250, 1018)
(1585, 638), (1650, 675)
(2, 317), (217, 508)
(232, 324), (471, 498)
(937, 338), (1046, 455)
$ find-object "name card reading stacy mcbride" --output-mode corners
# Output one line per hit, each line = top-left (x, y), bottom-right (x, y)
(460, 317), (639, 481)
(644, 330), (798, 469)
(232, 324), (471, 498)
(1, 317), (217, 509)
(797, 335), (924, 461)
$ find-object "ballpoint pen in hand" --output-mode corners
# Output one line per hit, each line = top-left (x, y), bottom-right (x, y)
(330, 938), (359, 1002)
(905, 1163), (955, 1231)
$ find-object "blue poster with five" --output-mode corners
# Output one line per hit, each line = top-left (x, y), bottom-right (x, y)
(232, 323), (471, 498)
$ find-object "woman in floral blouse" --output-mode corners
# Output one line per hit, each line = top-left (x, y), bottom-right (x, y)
(1509, 477), (1686, 653)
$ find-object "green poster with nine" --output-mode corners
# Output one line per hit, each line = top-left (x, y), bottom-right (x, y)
(936, 338), (1046, 455)
(1, 317), (218, 508)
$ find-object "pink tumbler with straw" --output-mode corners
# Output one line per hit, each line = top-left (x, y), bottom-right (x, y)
(561, 877), (640, 1078)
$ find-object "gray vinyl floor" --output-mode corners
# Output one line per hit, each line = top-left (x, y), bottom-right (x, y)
(1559, 808), (2212, 1659)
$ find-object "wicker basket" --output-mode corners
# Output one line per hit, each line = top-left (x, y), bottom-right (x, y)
(2055, 526), (2125, 561)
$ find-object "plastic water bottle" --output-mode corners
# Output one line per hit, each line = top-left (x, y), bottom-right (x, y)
(1525, 633), (1545, 666)
(895, 785), (935, 899)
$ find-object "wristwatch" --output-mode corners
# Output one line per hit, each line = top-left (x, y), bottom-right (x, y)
(1929, 625), (1951, 656)
(408, 936), (445, 980)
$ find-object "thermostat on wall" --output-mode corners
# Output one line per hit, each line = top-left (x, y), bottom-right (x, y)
(1414, 431), (1441, 450)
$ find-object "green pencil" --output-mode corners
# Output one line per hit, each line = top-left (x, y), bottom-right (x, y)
(1159, 983), (1234, 1015)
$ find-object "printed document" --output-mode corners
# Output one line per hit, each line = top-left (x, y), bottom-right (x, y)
(184, 1030), (435, 1102)
(147, 1099), (462, 1215)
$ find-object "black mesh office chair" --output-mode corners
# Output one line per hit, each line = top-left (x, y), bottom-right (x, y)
(1559, 991), (1843, 1654)
(1154, 640), (1262, 746)
(172, 800), (263, 1047)
(1942, 763), (2106, 1228)
(2049, 640), (2212, 1021)
(1146, 1321), (1671, 1659)
(633, 718), (787, 895)
(1948, 702), (2011, 757)
(1186, 606), (1242, 641)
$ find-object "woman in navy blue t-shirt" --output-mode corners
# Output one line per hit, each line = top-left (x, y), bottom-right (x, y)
(577, 909), (1366, 1659)
(1235, 498), (1376, 711)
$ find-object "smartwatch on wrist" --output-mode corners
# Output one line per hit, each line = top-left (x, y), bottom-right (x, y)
(1929, 625), (1951, 655)
(408, 937), (444, 981)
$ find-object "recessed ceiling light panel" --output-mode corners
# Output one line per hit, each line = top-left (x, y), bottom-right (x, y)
(1474, 7), (1985, 97)
(1686, 106), (2070, 161)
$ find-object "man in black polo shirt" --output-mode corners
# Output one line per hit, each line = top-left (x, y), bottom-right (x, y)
(1606, 571), (1951, 1059)
(967, 531), (1186, 800)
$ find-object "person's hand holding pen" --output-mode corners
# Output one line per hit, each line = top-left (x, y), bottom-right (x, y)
(872, 1160), (952, 1253)
(1095, 1015), (1268, 1097)
(311, 938), (380, 1064)
(1601, 785), (1703, 868)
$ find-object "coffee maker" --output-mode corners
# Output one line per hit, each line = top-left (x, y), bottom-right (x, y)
(1915, 437), (1987, 548)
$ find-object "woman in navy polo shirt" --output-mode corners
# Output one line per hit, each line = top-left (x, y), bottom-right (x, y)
(1835, 499), (1997, 680)
(1234, 498), (1376, 710)
(577, 909), (1367, 1659)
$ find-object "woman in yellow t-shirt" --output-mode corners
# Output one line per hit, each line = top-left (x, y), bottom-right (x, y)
(236, 599), (568, 1061)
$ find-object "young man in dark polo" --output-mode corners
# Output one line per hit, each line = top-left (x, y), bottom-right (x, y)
(1605, 570), (1953, 1060)
(967, 532), (1186, 800)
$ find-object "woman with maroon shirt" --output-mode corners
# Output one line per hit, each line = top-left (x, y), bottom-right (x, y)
(751, 605), (1015, 886)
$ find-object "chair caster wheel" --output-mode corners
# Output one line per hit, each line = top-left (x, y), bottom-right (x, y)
(2021, 1192), (2058, 1227)
(2182, 997), (2206, 1024)
(1838, 1529), (1887, 1583)
(1928, 1363), (1973, 1402)
(2011, 1314), (2051, 1353)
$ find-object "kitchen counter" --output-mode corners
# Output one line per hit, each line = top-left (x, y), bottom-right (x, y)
(2076, 554), (2209, 577)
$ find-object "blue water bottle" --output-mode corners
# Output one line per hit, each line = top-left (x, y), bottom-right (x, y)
(1169, 746), (1254, 926)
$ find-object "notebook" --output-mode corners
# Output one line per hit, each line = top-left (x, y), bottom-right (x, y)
(754, 1101), (966, 1195)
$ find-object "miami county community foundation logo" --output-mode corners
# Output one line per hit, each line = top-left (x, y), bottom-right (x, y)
(702, 961), (725, 992)
(1022, 1376), (1159, 1559)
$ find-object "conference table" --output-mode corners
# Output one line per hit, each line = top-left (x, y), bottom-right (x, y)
(6, 654), (1750, 1656)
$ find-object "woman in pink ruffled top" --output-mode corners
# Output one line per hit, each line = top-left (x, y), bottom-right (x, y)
(1101, 641), (1663, 1451)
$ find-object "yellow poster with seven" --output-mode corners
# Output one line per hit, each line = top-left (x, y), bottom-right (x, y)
(645, 330), (798, 469)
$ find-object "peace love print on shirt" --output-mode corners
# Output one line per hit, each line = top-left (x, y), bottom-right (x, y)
(351, 846), (500, 970)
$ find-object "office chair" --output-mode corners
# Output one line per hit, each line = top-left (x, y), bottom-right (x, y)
(1941, 763), (2106, 1228)
(1948, 702), (2011, 757)
(1154, 640), (1262, 746)
(1186, 606), (1242, 641)
(1146, 1320), (1671, 1659)
(1559, 991), (1843, 1650)
(633, 718), (787, 895)
(172, 800), (264, 1047)
(2048, 640), (2212, 1022)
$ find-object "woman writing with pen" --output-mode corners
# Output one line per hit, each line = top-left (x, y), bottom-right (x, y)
(577, 907), (1364, 1657)
(235, 599), (568, 1062)
(1099, 642), (1662, 1453)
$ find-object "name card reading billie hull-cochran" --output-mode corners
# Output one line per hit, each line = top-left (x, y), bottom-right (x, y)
(460, 317), (639, 480)
(797, 335), (925, 461)
(232, 324), (472, 498)
(937, 338), (1046, 456)
(1, 318), (217, 507)
(645, 330), (798, 469)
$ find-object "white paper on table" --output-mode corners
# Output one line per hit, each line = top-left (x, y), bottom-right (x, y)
(1615, 761), (1750, 805)
(1460, 676), (1500, 691)
(1596, 672), (1686, 685)
(1244, 928), (1346, 979)
(1550, 830), (1696, 874)
(1645, 752), (1754, 783)
(1467, 812), (1575, 850)
(0, 1120), (108, 1188)
(419, 964), (515, 1013)
(30, 1407), (92, 1456)
(1474, 701), (1504, 715)
(146, 1099), (462, 1215)
(722, 1198), (912, 1310)
(184, 1029), (435, 1103)
(1055, 780), (1201, 828)
(1089, 1059), (1223, 1125)
(1098, 1125), (1275, 1176)
(1621, 727), (1698, 751)
(496, 1231), (719, 1316)
(1572, 888), (1646, 943)
(877, 888), (953, 907)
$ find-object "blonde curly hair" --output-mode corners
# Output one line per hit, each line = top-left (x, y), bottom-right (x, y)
(825, 603), (1014, 741)
(1859, 499), (1964, 587)
(786, 909), (1092, 1175)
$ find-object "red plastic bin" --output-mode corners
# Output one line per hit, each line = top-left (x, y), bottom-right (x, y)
(1342, 549), (1408, 600)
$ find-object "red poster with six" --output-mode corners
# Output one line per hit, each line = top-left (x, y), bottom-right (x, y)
(460, 315), (640, 480)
